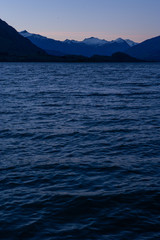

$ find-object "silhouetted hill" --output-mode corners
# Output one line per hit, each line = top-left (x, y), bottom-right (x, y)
(126, 36), (160, 61)
(0, 52), (142, 63)
(0, 19), (46, 58)
(88, 52), (142, 62)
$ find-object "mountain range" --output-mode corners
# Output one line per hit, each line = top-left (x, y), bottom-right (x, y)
(20, 30), (138, 57)
(20, 30), (160, 61)
(0, 18), (160, 62)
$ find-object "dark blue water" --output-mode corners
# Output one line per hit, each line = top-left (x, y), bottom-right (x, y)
(0, 63), (160, 240)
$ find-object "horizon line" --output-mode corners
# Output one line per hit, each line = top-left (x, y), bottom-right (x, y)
(19, 29), (160, 43)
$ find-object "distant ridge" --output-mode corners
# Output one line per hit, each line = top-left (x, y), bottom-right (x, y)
(20, 30), (160, 61)
(20, 30), (138, 57)
(126, 36), (160, 61)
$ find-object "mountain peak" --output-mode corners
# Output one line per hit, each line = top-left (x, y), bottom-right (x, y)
(111, 38), (138, 47)
(20, 30), (33, 37)
(125, 39), (138, 47)
(114, 38), (125, 43)
(82, 37), (108, 45)
(64, 39), (78, 44)
(84, 37), (100, 40)
(21, 30), (28, 33)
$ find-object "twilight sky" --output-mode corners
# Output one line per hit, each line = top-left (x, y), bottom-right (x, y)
(0, 0), (159, 42)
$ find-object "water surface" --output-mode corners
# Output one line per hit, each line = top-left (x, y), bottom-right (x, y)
(0, 63), (160, 239)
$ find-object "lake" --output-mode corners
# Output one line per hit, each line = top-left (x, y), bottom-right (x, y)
(0, 62), (160, 239)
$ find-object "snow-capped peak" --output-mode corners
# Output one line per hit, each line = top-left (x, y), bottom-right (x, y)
(20, 30), (138, 49)
(125, 39), (138, 47)
(82, 37), (108, 45)
(111, 38), (138, 47)
(112, 38), (125, 43)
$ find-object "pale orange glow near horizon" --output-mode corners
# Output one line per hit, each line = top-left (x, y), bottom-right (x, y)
(33, 31), (158, 43)
(1, 0), (160, 44)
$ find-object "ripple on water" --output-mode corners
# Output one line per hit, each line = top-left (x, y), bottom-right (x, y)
(0, 62), (160, 240)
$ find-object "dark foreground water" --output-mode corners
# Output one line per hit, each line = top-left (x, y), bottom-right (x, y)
(0, 63), (160, 240)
